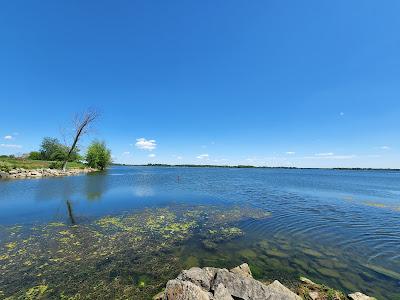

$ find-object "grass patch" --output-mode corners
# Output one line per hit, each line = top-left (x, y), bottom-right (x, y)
(0, 157), (87, 170)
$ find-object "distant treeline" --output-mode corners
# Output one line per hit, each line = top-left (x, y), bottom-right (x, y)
(110, 163), (400, 171)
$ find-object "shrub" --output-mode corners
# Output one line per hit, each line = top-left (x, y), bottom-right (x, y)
(49, 161), (63, 169)
(86, 141), (112, 170)
(0, 161), (13, 172)
(39, 137), (80, 162)
(28, 151), (42, 160)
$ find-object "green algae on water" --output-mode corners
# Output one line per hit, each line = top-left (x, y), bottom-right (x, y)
(0, 204), (269, 299)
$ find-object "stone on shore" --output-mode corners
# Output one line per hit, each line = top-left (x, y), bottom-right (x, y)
(213, 283), (234, 300)
(229, 263), (252, 278)
(0, 171), (9, 179)
(160, 263), (301, 300)
(164, 279), (210, 300)
(177, 267), (212, 291)
(0, 167), (96, 180)
(158, 264), (377, 300)
(348, 292), (377, 300)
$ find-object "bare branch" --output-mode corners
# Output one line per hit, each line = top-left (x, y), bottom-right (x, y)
(62, 108), (100, 170)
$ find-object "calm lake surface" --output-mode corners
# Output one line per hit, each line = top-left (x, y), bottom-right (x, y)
(1, 166), (400, 299)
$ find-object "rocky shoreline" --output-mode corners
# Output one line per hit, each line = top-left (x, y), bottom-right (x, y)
(0, 167), (97, 179)
(155, 263), (375, 300)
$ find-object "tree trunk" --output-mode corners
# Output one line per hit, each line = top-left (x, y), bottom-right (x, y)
(62, 131), (81, 171)
(61, 110), (98, 171)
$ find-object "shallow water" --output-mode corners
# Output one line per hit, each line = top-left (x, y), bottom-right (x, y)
(0, 166), (399, 299)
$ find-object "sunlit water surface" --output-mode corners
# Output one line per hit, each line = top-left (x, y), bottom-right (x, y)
(1, 166), (399, 299)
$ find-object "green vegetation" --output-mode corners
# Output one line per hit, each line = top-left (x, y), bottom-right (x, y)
(0, 156), (86, 170)
(297, 277), (347, 300)
(38, 137), (81, 162)
(0, 161), (12, 172)
(1, 133), (112, 172)
(1, 136), (84, 171)
(86, 140), (112, 170)
(27, 151), (42, 160)
(0, 204), (269, 299)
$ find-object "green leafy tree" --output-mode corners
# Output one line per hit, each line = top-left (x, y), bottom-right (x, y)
(39, 137), (80, 162)
(28, 151), (42, 160)
(85, 141), (111, 170)
(40, 137), (61, 160)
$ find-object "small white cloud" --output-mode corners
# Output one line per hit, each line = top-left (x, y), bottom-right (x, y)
(340, 112), (345, 116)
(286, 151), (296, 155)
(315, 152), (334, 156)
(148, 153), (156, 158)
(176, 156), (183, 160)
(4, 135), (13, 140)
(135, 138), (156, 151)
(122, 151), (130, 155)
(196, 154), (209, 160)
(0, 144), (22, 149)
(380, 146), (391, 150)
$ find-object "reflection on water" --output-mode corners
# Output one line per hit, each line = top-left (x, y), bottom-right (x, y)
(85, 172), (107, 201)
(0, 166), (400, 298)
(133, 185), (155, 197)
(66, 200), (76, 224)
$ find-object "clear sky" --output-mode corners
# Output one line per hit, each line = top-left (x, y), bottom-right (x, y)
(1, 1), (400, 168)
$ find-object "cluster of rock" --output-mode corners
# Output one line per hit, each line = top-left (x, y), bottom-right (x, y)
(0, 167), (97, 179)
(155, 263), (376, 300)
(154, 263), (301, 300)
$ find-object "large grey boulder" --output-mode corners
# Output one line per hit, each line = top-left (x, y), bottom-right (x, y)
(160, 264), (301, 300)
(212, 269), (300, 300)
(211, 268), (268, 299)
(158, 263), (377, 300)
(213, 283), (234, 300)
(265, 280), (301, 300)
(177, 267), (212, 291)
(203, 267), (219, 283)
(164, 279), (210, 300)
(230, 263), (253, 278)
(0, 171), (9, 179)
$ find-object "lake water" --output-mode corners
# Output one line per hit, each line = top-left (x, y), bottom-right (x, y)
(1, 166), (399, 299)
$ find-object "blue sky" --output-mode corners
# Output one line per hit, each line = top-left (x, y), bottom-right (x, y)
(1, 1), (400, 168)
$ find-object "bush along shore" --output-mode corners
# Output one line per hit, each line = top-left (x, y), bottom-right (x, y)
(0, 167), (97, 180)
(155, 263), (376, 300)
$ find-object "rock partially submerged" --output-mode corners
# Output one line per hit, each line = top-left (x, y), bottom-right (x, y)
(0, 167), (97, 179)
(156, 263), (301, 300)
(156, 263), (378, 300)
(348, 292), (377, 300)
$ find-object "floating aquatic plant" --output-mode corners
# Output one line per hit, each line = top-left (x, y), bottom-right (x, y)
(0, 204), (270, 299)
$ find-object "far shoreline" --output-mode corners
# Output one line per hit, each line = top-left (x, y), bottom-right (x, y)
(111, 163), (400, 172)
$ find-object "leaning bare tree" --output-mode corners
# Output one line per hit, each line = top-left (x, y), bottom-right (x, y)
(62, 109), (99, 171)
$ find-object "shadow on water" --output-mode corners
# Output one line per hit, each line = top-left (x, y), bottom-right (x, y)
(66, 200), (76, 225)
